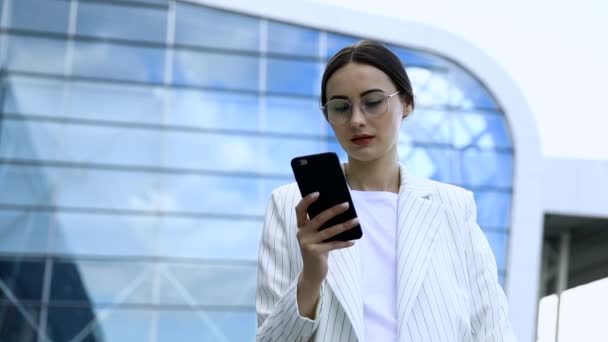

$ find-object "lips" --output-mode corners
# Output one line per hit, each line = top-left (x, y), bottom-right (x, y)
(351, 134), (375, 145)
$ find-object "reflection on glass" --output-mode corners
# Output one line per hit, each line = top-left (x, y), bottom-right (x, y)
(1, 120), (163, 166)
(398, 144), (454, 183)
(3, 76), (65, 116)
(401, 110), (451, 145)
(160, 263), (256, 307)
(0, 210), (50, 254)
(389, 45), (449, 69)
(77, 1), (167, 43)
(51, 260), (152, 304)
(0, 119), (64, 161)
(265, 138), (324, 175)
(9, 0), (69, 33)
(175, 2), (259, 50)
(268, 21), (320, 57)
(473, 191), (512, 229)
(267, 58), (322, 96)
(484, 231), (508, 272)
(158, 310), (255, 342)
(68, 81), (165, 123)
(266, 96), (322, 135)
(158, 218), (262, 260)
(170, 89), (259, 131)
(53, 213), (158, 257)
(0, 165), (54, 206)
(173, 50), (258, 90)
(0, 304), (41, 341)
(408, 67), (451, 108)
(0, 260), (45, 301)
(452, 111), (512, 149)
(326, 33), (359, 58)
(448, 67), (499, 110)
(72, 41), (164, 83)
(456, 150), (513, 188)
(4, 35), (66, 74)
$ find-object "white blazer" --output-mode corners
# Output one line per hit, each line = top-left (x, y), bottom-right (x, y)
(256, 165), (517, 342)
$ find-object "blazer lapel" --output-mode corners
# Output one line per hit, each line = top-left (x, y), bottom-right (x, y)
(396, 166), (445, 340)
(326, 239), (365, 341)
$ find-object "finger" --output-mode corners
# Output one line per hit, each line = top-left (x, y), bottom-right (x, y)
(313, 217), (359, 244)
(306, 201), (350, 231)
(317, 240), (356, 254)
(295, 192), (319, 228)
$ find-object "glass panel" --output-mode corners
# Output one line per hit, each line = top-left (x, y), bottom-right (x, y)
(68, 81), (165, 123)
(113, 0), (168, 4)
(8, 0), (69, 33)
(498, 272), (505, 288)
(409, 67), (451, 108)
(53, 213), (158, 257)
(157, 310), (255, 342)
(0, 304), (41, 341)
(484, 231), (508, 272)
(398, 144), (455, 183)
(158, 218), (262, 260)
(267, 21), (319, 57)
(169, 89), (260, 131)
(72, 41), (164, 83)
(51, 260), (152, 304)
(388, 45), (450, 69)
(266, 96), (323, 135)
(3, 76), (65, 116)
(327, 140), (348, 164)
(472, 191), (512, 229)
(453, 111), (512, 149)
(173, 50), (258, 90)
(448, 67), (499, 110)
(0, 119), (65, 161)
(1, 119), (163, 166)
(265, 138), (324, 175)
(326, 33), (359, 58)
(175, 2), (259, 50)
(456, 149), (513, 188)
(400, 110), (451, 145)
(77, 1), (167, 43)
(46, 307), (148, 342)
(0, 259), (45, 301)
(4, 35), (66, 74)
(267, 58), (322, 96)
(160, 262), (256, 307)
(0, 210), (50, 254)
(0, 165), (54, 207)
(160, 173), (265, 216)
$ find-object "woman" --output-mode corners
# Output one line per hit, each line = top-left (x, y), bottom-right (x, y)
(256, 40), (516, 342)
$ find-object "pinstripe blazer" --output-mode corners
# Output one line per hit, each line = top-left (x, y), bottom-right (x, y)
(256, 164), (517, 342)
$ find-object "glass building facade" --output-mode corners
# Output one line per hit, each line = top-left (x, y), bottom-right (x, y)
(0, 0), (513, 341)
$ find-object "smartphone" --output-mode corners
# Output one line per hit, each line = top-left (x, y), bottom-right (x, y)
(290, 152), (362, 242)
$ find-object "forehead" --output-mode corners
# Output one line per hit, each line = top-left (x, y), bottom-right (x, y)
(326, 62), (395, 97)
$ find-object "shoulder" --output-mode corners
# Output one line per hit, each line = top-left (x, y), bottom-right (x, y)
(409, 174), (473, 204)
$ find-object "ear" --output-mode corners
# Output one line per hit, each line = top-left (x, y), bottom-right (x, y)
(402, 103), (413, 120)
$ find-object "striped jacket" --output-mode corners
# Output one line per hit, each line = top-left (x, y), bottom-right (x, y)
(256, 164), (517, 341)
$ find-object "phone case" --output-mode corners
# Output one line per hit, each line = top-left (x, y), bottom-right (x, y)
(290, 152), (362, 241)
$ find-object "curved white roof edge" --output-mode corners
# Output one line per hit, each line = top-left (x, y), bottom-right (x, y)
(191, 0), (545, 340)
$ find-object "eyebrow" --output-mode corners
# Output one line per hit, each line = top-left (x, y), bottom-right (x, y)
(328, 88), (385, 100)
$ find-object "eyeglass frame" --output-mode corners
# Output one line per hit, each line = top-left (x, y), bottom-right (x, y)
(320, 90), (401, 125)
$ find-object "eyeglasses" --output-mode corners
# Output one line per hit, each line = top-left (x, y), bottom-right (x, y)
(321, 91), (401, 125)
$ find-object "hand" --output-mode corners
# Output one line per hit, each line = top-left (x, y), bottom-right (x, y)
(295, 192), (358, 286)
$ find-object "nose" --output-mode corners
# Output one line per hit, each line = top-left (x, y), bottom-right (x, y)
(349, 104), (366, 128)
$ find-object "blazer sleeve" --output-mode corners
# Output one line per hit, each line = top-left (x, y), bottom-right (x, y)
(464, 190), (518, 342)
(256, 188), (323, 342)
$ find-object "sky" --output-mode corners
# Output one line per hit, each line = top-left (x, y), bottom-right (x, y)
(310, 0), (608, 160)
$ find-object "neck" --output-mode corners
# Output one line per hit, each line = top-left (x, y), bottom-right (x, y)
(345, 150), (400, 193)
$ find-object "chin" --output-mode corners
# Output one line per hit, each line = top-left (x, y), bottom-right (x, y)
(345, 148), (381, 162)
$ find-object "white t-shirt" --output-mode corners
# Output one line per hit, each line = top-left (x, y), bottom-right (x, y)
(351, 190), (399, 342)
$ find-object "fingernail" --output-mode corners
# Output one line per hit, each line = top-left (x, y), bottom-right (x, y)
(342, 202), (349, 208)
(311, 192), (319, 197)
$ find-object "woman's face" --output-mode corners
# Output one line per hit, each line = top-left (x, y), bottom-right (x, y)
(325, 62), (410, 163)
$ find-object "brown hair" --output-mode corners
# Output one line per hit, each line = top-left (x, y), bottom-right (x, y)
(321, 40), (415, 110)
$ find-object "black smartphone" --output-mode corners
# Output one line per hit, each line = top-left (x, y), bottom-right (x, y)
(290, 152), (362, 242)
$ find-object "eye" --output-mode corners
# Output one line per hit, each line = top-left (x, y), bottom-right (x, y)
(364, 100), (382, 108)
